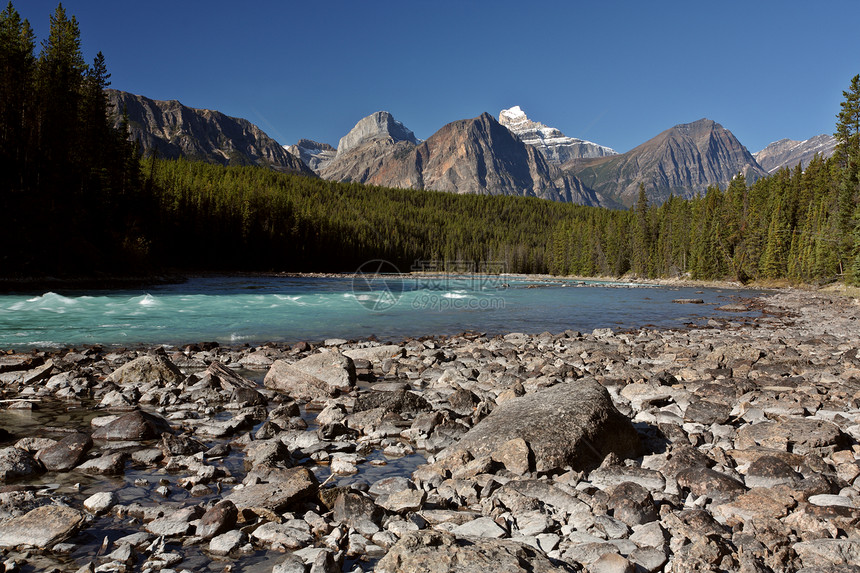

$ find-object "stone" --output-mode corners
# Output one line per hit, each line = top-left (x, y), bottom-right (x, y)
(744, 455), (802, 488)
(106, 354), (183, 386)
(589, 552), (635, 573)
(490, 437), (532, 475)
(589, 465), (666, 492)
(735, 418), (847, 456)
(808, 494), (854, 508)
(794, 539), (860, 568)
(451, 516), (507, 538)
(251, 520), (313, 549)
(684, 398), (732, 425)
(291, 350), (355, 392)
(343, 345), (404, 364)
(438, 378), (641, 473)
(376, 530), (576, 573)
(244, 439), (292, 470)
(75, 452), (128, 475)
(713, 489), (794, 525)
(0, 505), (86, 549)
(224, 467), (318, 516)
(83, 491), (117, 514)
(333, 492), (381, 536)
(91, 410), (173, 441)
(160, 433), (206, 456)
(272, 554), (307, 573)
(201, 360), (258, 392)
(376, 488), (426, 513)
(36, 432), (92, 471)
(208, 529), (246, 556)
(144, 516), (191, 537)
(230, 386), (267, 407)
(369, 476), (412, 497)
(196, 500), (237, 540)
(353, 388), (432, 415)
(629, 547), (668, 572)
(0, 446), (43, 481)
(629, 521), (667, 548)
(676, 466), (747, 502)
(264, 354), (353, 401)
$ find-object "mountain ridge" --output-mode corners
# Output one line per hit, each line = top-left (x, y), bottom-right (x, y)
(569, 118), (767, 206)
(106, 89), (315, 176)
(753, 134), (837, 173)
(108, 88), (824, 209)
(322, 112), (610, 207)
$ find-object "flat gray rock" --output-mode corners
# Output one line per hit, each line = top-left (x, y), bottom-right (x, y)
(224, 467), (318, 516)
(264, 353), (355, 400)
(208, 529), (246, 556)
(0, 505), (87, 548)
(376, 530), (577, 573)
(794, 539), (860, 568)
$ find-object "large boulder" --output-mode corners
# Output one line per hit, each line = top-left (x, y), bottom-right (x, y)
(437, 378), (641, 473)
(106, 354), (184, 387)
(264, 351), (356, 400)
(91, 410), (174, 441)
(375, 530), (577, 573)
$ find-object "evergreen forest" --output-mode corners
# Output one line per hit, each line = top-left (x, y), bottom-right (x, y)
(1, 3), (859, 284)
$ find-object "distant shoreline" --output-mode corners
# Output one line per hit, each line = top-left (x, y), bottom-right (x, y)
(0, 268), (842, 295)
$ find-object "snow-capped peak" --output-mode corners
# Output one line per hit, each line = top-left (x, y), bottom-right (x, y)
(498, 105), (617, 163)
(500, 106), (527, 122)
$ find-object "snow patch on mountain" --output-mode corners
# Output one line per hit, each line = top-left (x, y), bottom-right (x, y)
(499, 106), (617, 163)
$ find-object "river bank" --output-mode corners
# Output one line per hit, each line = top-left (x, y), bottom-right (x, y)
(0, 289), (858, 572)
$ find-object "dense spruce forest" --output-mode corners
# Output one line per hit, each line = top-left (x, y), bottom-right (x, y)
(1, 3), (859, 284)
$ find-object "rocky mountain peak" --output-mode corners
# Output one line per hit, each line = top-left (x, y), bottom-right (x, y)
(498, 105), (617, 164)
(295, 139), (335, 152)
(754, 134), (837, 173)
(336, 111), (419, 158)
(571, 117), (767, 206)
(285, 139), (337, 172)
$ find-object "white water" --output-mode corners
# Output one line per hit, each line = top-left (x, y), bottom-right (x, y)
(0, 276), (759, 348)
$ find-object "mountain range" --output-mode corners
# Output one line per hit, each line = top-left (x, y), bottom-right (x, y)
(753, 134), (837, 173)
(105, 90), (314, 176)
(108, 89), (836, 208)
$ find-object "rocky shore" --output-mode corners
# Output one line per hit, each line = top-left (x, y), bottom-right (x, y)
(0, 289), (858, 572)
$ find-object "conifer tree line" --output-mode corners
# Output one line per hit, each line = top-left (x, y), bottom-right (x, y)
(0, 2), (144, 276)
(1, 2), (859, 284)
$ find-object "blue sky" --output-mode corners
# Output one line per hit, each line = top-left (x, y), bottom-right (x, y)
(17, 0), (860, 154)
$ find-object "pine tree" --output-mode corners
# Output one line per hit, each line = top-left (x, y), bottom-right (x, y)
(835, 75), (860, 282)
(0, 2), (35, 191)
(35, 3), (86, 177)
